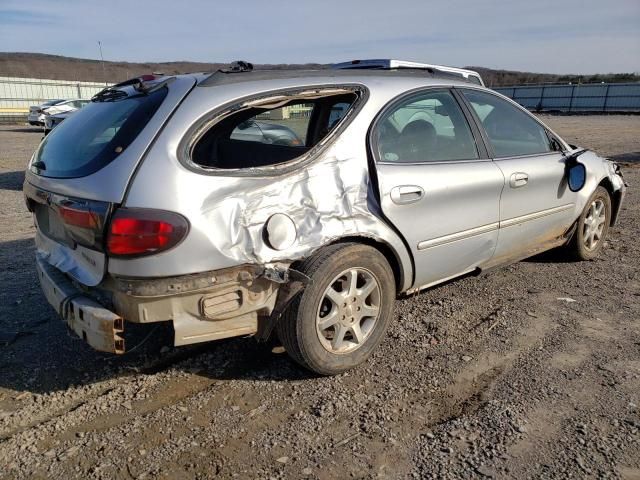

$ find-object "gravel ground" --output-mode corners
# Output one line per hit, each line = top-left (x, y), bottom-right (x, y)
(0, 116), (639, 479)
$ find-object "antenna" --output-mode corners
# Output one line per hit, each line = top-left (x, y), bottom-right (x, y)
(98, 41), (107, 86)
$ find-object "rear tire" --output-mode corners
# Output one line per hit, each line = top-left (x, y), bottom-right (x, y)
(567, 186), (611, 260)
(276, 243), (395, 375)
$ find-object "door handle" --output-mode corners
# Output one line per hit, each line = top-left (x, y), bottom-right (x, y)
(390, 185), (424, 205)
(509, 172), (529, 188)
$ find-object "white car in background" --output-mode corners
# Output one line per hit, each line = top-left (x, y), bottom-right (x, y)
(43, 110), (74, 133)
(29, 99), (90, 127)
(43, 100), (91, 133)
(28, 99), (64, 125)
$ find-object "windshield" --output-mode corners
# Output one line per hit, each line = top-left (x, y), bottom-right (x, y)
(42, 99), (63, 106)
(32, 87), (167, 178)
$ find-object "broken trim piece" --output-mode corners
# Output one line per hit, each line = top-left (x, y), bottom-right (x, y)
(36, 257), (125, 354)
(255, 268), (311, 342)
(110, 265), (263, 297)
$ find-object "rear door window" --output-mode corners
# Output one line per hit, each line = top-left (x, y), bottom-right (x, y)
(375, 90), (478, 163)
(462, 89), (553, 157)
(32, 87), (168, 178)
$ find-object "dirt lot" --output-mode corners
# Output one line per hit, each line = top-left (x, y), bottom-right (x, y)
(0, 116), (639, 479)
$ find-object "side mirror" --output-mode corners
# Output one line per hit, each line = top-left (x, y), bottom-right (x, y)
(564, 148), (588, 192)
(567, 161), (586, 192)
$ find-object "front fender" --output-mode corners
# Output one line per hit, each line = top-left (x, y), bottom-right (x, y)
(572, 150), (627, 225)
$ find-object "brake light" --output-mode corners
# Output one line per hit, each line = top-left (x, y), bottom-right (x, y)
(107, 208), (188, 257)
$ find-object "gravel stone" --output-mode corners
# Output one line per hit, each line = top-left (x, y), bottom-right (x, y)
(0, 118), (638, 478)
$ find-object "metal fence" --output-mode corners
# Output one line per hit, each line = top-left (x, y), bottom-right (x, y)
(3, 75), (640, 124)
(0, 76), (107, 123)
(494, 82), (640, 113)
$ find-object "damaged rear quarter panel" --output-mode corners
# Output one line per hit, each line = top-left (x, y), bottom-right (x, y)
(109, 78), (414, 291)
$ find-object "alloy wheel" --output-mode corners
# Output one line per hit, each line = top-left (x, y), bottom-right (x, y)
(315, 267), (381, 354)
(583, 199), (607, 251)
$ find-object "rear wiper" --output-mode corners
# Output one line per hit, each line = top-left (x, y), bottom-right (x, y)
(92, 88), (128, 102)
(32, 161), (46, 170)
(92, 77), (173, 102)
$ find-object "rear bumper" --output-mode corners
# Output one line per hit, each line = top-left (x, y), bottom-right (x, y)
(27, 114), (43, 125)
(107, 265), (280, 346)
(36, 255), (284, 352)
(36, 256), (125, 354)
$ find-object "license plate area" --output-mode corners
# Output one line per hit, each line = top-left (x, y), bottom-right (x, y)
(34, 203), (71, 246)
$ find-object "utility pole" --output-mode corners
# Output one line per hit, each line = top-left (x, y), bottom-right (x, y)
(98, 41), (107, 86)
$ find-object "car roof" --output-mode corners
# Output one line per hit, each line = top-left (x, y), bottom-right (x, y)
(198, 68), (476, 89)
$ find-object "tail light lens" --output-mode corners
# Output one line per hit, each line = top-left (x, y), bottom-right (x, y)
(107, 208), (189, 257)
(59, 205), (99, 229)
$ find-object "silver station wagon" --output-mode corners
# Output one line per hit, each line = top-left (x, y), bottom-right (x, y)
(24, 60), (626, 375)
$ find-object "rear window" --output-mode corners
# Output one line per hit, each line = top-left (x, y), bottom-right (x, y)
(32, 87), (168, 178)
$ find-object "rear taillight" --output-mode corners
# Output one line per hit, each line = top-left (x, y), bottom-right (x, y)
(106, 208), (189, 257)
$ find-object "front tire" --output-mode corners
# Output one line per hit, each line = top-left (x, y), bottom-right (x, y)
(567, 186), (611, 260)
(277, 243), (395, 375)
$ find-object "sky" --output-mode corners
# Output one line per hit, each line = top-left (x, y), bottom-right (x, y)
(1, 0), (639, 74)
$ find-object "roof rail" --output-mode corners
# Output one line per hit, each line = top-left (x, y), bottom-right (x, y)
(332, 59), (484, 86)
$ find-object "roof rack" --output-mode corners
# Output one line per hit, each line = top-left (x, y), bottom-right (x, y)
(332, 59), (484, 86)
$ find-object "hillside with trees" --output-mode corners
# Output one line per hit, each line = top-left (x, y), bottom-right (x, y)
(1, 52), (637, 87)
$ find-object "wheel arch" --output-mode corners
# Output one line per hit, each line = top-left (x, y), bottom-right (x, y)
(597, 176), (623, 226)
(303, 235), (412, 295)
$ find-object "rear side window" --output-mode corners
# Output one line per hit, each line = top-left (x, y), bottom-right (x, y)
(462, 89), (553, 158)
(191, 91), (359, 170)
(32, 87), (168, 178)
(375, 89), (478, 163)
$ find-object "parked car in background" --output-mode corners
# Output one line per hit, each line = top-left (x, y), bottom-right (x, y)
(28, 99), (65, 125)
(24, 60), (626, 375)
(43, 102), (89, 133)
(230, 120), (303, 146)
(43, 99), (90, 117)
(43, 112), (69, 133)
(28, 99), (90, 127)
